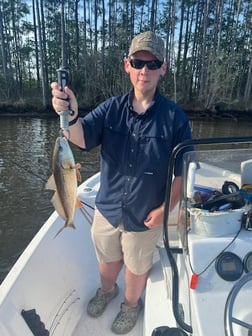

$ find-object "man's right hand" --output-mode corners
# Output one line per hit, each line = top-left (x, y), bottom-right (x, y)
(51, 82), (78, 121)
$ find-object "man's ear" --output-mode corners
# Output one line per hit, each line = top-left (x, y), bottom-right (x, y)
(160, 62), (167, 76)
(124, 59), (130, 74)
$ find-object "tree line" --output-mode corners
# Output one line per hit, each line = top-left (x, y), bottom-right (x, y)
(0, 0), (251, 114)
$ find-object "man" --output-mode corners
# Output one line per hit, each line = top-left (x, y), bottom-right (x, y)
(51, 31), (192, 334)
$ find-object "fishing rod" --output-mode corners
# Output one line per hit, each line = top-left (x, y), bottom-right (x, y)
(57, 0), (74, 136)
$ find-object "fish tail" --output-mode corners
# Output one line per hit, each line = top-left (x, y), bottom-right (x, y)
(53, 221), (76, 239)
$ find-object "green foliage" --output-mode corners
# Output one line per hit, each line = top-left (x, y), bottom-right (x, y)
(0, 0), (251, 111)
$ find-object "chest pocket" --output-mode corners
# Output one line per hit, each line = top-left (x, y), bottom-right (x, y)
(101, 125), (129, 166)
(136, 130), (173, 178)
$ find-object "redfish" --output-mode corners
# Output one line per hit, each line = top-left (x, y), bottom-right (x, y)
(46, 136), (82, 237)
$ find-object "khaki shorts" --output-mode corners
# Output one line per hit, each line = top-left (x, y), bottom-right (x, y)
(91, 208), (162, 275)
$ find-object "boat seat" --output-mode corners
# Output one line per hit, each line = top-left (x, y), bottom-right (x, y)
(21, 309), (49, 336)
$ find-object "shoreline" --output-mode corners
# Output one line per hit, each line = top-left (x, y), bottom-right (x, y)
(0, 105), (251, 121)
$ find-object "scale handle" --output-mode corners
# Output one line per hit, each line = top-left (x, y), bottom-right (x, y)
(57, 67), (71, 89)
(57, 67), (72, 132)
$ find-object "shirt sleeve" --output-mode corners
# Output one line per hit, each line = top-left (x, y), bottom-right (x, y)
(80, 99), (111, 151)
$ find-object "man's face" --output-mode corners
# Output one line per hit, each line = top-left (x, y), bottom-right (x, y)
(124, 50), (167, 95)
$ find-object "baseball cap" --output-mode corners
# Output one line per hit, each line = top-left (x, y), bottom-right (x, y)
(128, 31), (165, 62)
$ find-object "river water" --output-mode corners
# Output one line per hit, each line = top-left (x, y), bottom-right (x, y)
(0, 116), (252, 283)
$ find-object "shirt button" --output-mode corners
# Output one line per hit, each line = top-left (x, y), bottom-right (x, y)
(124, 192), (128, 196)
(131, 149), (134, 153)
(129, 163), (132, 168)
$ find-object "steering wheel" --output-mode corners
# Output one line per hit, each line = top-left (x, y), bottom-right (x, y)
(224, 272), (252, 336)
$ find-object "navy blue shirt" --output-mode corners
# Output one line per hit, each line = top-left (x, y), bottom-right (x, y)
(81, 89), (192, 231)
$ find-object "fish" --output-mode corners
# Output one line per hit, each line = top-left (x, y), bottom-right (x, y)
(46, 136), (82, 237)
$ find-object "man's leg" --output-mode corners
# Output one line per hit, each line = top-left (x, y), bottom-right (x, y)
(87, 260), (122, 317)
(111, 227), (161, 334)
(87, 209), (124, 318)
(124, 267), (148, 306)
(111, 267), (146, 334)
(99, 260), (123, 291)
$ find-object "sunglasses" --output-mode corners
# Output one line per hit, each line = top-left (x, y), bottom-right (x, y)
(129, 59), (163, 70)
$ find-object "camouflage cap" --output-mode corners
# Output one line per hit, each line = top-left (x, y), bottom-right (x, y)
(128, 31), (164, 62)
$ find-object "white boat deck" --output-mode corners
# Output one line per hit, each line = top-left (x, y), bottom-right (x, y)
(3, 157), (252, 336)
(73, 225), (179, 336)
(73, 270), (143, 336)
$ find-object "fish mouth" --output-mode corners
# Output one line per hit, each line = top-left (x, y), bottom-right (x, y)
(56, 136), (68, 147)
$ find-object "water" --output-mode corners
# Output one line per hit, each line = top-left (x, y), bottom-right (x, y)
(0, 116), (252, 283)
(0, 117), (100, 283)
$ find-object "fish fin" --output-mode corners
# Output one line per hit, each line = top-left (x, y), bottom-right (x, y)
(70, 162), (81, 170)
(54, 221), (76, 239)
(74, 163), (82, 182)
(76, 170), (82, 182)
(76, 198), (82, 208)
(51, 193), (67, 220)
(45, 175), (56, 190)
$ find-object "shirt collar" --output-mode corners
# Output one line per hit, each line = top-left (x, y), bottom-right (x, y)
(127, 88), (161, 116)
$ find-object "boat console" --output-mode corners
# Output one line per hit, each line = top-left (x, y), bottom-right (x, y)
(152, 137), (252, 336)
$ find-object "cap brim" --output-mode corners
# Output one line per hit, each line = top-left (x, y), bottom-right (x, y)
(129, 47), (163, 62)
